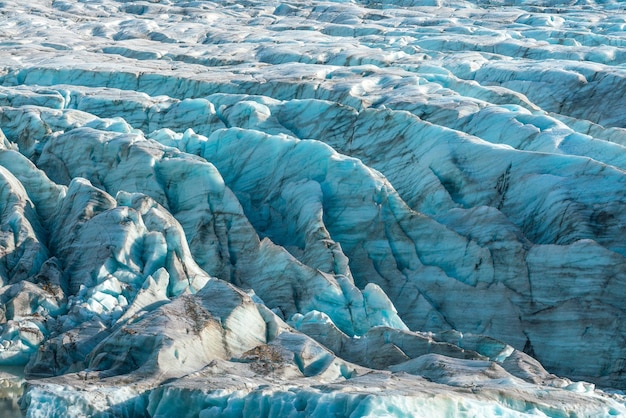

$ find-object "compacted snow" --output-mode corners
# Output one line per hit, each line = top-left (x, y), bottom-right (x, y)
(1, 0), (626, 416)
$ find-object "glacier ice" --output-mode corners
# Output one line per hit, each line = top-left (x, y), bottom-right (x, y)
(0, 0), (626, 416)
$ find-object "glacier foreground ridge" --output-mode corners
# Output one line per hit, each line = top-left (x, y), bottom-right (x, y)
(0, 0), (626, 416)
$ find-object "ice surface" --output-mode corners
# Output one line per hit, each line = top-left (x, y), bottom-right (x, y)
(1, 0), (626, 416)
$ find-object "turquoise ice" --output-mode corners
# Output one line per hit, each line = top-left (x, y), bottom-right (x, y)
(1, 0), (626, 416)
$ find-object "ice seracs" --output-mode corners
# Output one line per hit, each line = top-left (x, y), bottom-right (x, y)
(1, 0), (626, 416)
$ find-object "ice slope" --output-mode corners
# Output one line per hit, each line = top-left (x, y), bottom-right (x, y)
(0, 0), (626, 416)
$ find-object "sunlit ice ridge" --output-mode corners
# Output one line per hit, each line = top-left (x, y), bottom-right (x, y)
(1, 0), (626, 416)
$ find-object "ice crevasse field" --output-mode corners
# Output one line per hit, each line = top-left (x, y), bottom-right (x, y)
(0, 0), (626, 416)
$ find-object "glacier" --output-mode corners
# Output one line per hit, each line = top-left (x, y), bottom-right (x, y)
(1, 0), (626, 416)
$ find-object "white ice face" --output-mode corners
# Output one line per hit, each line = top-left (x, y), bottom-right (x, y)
(1, 0), (626, 416)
